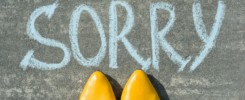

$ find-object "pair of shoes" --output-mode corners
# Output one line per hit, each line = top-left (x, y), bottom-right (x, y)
(79, 70), (160, 100)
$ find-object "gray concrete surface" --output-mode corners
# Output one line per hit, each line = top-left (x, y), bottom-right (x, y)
(0, 0), (244, 100)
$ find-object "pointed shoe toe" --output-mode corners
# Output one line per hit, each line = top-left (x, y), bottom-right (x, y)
(121, 70), (160, 100)
(79, 71), (116, 100)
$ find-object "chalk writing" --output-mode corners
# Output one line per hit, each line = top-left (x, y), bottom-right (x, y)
(150, 2), (192, 72)
(69, 4), (106, 67)
(20, 0), (226, 72)
(190, 0), (226, 71)
(20, 2), (71, 70)
(109, 1), (151, 70)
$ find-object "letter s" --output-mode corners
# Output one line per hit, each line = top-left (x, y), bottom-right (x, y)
(20, 2), (71, 70)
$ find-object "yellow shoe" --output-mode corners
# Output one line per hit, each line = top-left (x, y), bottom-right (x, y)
(121, 70), (160, 100)
(79, 71), (116, 100)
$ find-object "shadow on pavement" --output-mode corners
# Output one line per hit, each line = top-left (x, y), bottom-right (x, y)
(105, 74), (169, 100)
(148, 75), (170, 100)
(105, 74), (123, 100)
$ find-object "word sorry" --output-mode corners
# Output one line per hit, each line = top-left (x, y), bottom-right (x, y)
(20, 0), (226, 72)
